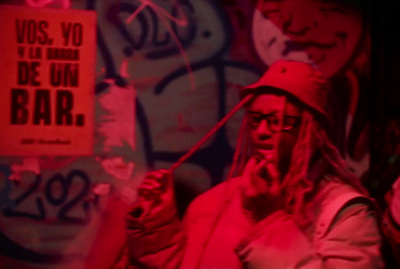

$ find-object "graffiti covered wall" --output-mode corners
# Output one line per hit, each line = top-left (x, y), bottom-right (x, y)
(0, 0), (375, 268)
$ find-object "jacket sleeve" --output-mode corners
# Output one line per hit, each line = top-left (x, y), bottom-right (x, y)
(235, 202), (383, 269)
(125, 199), (185, 269)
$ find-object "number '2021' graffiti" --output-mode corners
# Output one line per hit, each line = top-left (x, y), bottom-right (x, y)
(2, 170), (91, 225)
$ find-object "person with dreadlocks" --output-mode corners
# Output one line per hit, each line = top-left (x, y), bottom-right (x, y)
(124, 60), (383, 269)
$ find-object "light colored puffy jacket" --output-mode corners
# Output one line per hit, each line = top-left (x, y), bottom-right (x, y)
(126, 176), (383, 269)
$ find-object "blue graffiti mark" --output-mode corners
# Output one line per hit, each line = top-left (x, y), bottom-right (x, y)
(0, 165), (15, 210)
(107, 3), (149, 50)
(86, 0), (118, 81)
(0, 180), (14, 209)
(145, 0), (197, 59)
(153, 60), (260, 184)
(3, 174), (45, 220)
(170, 0), (196, 47)
(148, 7), (171, 47)
(88, 0), (156, 172)
(103, 0), (198, 63)
(143, 1), (260, 184)
(56, 170), (91, 224)
(144, 0), (238, 182)
(97, 25), (118, 80)
(136, 99), (156, 169)
(93, 0), (262, 184)
(3, 170), (91, 223)
(0, 169), (92, 263)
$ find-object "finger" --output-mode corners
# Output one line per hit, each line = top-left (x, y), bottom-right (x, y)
(158, 168), (172, 182)
(154, 169), (173, 192)
(248, 159), (271, 192)
(146, 171), (165, 181)
(140, 180), (162, 189)
(138, 186), (162, 200)
(265, 162), (280, 186)
(138, 184), (162, 194)
(241, 157), (259, 195)
(254, 159), (268, 178)
(144, 169), (171, 188)
(245, 157), (258, 170)
(242, 157), (258, 180)
(138, 173), (166, 195)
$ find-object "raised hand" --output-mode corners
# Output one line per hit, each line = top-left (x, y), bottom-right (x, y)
(240, 156), (283, 221)
(134, 169), (176, 217)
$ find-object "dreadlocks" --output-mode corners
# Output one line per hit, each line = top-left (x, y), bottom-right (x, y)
(282, 109), (367, 219)
(229, 101), (366, 223)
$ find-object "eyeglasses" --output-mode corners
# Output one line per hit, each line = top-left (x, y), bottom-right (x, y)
(247, 111), (301, 131)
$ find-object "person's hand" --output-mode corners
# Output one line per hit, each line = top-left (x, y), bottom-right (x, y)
(135, 169), (175, 217)
(241, 156), (283, 222)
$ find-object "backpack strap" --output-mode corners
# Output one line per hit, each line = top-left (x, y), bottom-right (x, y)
(314, 192), (372, 240)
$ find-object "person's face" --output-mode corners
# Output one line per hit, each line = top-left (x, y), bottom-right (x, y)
(252, 0), (363, 77)
(247, 94), (302, 173)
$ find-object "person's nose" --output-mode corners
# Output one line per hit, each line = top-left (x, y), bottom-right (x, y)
(281, 4), (315, 36)
(257, 119), (273, 140)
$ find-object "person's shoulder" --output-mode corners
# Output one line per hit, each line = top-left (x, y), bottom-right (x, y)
(315, 175), (367, 205)
(312, 175), (377, 223)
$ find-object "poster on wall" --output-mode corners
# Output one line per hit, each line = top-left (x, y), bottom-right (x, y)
(0, 5), (96, 156)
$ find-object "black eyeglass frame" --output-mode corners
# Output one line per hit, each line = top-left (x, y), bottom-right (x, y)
(246, 111), (302, 132)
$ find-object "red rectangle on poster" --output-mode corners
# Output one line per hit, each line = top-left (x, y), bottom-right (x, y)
(0, 5), (96, 156)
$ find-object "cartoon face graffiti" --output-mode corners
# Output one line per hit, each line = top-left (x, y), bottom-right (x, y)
(252, 0), (363, 77)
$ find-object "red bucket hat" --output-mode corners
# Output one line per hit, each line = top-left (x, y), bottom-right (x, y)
(240, 60), (330, 118)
